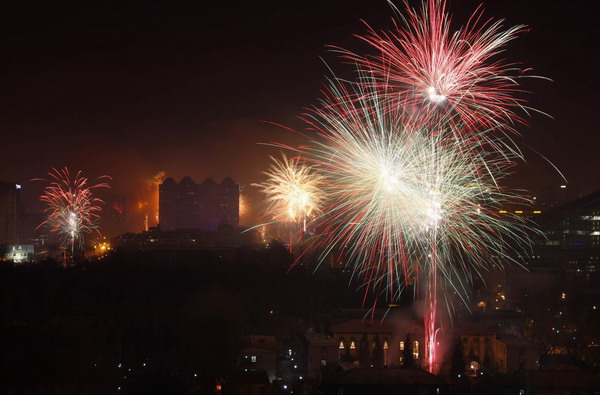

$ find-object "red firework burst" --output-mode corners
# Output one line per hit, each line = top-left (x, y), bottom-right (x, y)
(338, 0), (534, 134)
(35, 167), (111, 253)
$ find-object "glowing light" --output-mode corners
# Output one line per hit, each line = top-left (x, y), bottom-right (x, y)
(258, 0), (541, 377)
(427, 86), (446, 103)
(338, 0), (535, 135)
(34, 167), (111, 255)
(254, 153), (323, 233)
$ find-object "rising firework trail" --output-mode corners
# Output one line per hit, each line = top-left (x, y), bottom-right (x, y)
(257, 0), (541, 373)
(35, 167), (111, 258)
(297, 76), (532, 373)
(318, 0), (544, 372)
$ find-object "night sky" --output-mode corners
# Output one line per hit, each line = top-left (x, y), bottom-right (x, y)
(1, 0), (598, 231)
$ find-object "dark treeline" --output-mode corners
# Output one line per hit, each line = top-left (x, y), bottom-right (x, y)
(0, 244), (368, 394)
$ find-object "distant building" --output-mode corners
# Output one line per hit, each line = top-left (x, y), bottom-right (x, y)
(159, 176), (239, 231)
(330, 318), (408, 369)
(237, 335), (279, 383)
(3, 245), (34, 263)
(531, 190), (600, 273)
(329, 313), (537, 375)
(497, 334), (540, 372)
(0, 181), (20, 246)
(112, 225), (258, 260)
(304, 332), (339, 379)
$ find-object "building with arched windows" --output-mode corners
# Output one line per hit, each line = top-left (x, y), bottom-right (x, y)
(327, 314), (538, 375)
(330, 318), (425, 369)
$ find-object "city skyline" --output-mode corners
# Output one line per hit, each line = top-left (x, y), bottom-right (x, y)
(0, 0), (599, 230)
(1, 1), (599, 393)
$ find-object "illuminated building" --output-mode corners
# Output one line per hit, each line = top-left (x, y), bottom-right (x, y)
(330, 318), (419, 369)
(0, 181), (20, 246)
(329, 313), (536, 375)
(236, 335), (279, 383)
(4, 245), (34, 263)
(532, 190), (600, 273)
(159, 176), (239, 231)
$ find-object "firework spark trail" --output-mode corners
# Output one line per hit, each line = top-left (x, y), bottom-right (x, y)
(253, 154), (324, 251)
(256, 0), (540, 373)
(321, 0), (543, 372)
(335, 0), (537, 138)
(35, 167), (111, 256)
(297, 77), (532, 372)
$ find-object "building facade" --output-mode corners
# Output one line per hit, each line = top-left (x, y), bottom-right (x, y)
(532, 190), (600, 274)
(0, 181), (19, 246)
(159, 176), (239, 231)
(237, 335), (279, 383)
(329, 316), (535, 376)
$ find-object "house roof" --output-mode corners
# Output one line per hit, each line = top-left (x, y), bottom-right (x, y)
(239, 347), (277, 355)
(497, 334), (539, 348)
(452, 321), (495, 335)
(535, 190), (600, 227)
(330, 317), (426, 335)
(330, 316), (501, 339)
(305, 332), (338, 346)
(238, 335), (278, 353)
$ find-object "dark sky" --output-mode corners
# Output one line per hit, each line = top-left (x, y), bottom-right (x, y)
(1, 0), (598, 230)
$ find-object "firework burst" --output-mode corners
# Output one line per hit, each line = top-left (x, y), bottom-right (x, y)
(256, 0), (543, 374)
(35, 167), (111, 255)
(303, 78), (528, 295)
(295, 76), (533, 372)
(337, 0), (538, 134)
(253, 154), (323, 233)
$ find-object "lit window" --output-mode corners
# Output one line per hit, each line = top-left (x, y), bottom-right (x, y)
(339, 341), (345, 350)
(350, 341), (356, 349)
(400, 341), (404, 351)
(383, 341), (389, 350)
(251, 356), (257, 363)
(413, 341), (419, 359)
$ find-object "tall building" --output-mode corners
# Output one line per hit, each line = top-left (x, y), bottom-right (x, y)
(532, 189), (600, 273)
(159, 176), (239, 231)
(0, 181), (20, 245)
